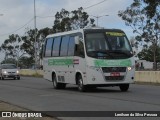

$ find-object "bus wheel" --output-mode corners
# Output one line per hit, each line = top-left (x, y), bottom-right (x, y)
(119, 84), (129, 92)
(59, 83), (66, 89)
(52, 74), (66, 89)
(77, 75), (86, 92)
(52, 74), (60, 89)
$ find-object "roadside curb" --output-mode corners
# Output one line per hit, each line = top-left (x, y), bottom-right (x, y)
(134, 81), (160, 86)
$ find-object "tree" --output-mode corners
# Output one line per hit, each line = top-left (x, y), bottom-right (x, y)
(0, 27), (52, 66)
(21, 29), (36, 61)
(0, 34), (24, 66)
(53, 7), (95, 32)
(143, 0), (160, 18)
(71, 7), (95, 30)
(138, 45), (160, 62)
(1, 58), (17, 64)
(38, 27), (52, 60)
(53, 9), (71, 32)
(18, 56), (35, 69)
(21, 27), (52, 66)
(118, 0), (160, 70)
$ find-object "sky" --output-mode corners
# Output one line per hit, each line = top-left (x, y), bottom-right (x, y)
(0, 0), (134, 61)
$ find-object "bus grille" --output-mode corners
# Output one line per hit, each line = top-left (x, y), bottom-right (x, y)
(102, 67), (126, 73)
(105, 76), (124, 80)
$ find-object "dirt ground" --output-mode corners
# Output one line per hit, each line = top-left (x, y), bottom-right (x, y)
(0, 101), (56, 120)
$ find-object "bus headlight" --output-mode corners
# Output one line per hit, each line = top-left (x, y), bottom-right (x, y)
(3, 71), (7, 74)
(127, 66), (134, 71)
(127, 67), (132, 71)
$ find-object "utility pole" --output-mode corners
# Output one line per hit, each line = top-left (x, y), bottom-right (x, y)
(90, 15), (109, 26)
(15, 35), (23, 68)
(34, 0), (37, 69)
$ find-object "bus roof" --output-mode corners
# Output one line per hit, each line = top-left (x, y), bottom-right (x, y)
(46, 27), (125, 38)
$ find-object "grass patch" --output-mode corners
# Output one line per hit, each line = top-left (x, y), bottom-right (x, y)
(32, 72), (43, 78)
(20, 73), (43, 78)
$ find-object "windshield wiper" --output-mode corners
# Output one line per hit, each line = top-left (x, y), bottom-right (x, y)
(109, 50), (132, 57)
(88, 50), (114, 58)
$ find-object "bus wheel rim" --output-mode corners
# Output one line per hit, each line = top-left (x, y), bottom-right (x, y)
(53, 77), (57, 87)
(78, 78), (83, 89)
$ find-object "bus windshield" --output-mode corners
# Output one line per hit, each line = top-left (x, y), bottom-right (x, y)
(85, 32), (133, 59)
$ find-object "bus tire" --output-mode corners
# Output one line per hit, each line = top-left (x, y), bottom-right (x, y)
(77, 75), (86, 92)
(52, 74), (66, 89)
(59, 83), (66, 89)
(52, 74), (60, 89)
(119, 84), (129, 92)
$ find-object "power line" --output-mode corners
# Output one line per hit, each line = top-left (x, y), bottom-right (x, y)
(0, 18), (34, 37)
(36, 0), (108, 19)
(0, 0), (108, 37)
(84, 0), (108, 10)
(36, 16), (55, 18)
(90, 14), (109, 26)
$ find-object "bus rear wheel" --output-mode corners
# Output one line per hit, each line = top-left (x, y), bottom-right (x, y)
(52, 74), (66, 89)
(77, 75), (86, 92)
(119, 84), (129, 92)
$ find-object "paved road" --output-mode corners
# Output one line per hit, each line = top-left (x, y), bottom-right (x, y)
(0, 77), (160, 120)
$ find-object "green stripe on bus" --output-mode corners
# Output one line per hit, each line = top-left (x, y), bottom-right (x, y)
(94, 59), (132, 67)
(48, 59), (73, 66)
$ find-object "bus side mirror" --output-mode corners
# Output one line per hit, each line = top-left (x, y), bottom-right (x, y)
(75, 36), (80, 45)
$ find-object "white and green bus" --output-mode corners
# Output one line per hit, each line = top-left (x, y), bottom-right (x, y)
(43, 28), (135, 92)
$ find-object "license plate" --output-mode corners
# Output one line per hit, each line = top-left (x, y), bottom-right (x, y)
(110, 72), (120, 76)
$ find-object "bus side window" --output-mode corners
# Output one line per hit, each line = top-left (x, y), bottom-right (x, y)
(60, 36), (69, 56)
(52, 37), (61, 57)
(41, 44), (44, 58)
(45, 38), (53, 57)
(43, 40), (47, 57)
(75, 37), (85, 58)
(68, 37), (75, 56)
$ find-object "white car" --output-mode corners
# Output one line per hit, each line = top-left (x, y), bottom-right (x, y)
(0, 64), (20, 80)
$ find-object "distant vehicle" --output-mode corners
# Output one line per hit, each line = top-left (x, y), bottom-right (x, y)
(43, 28), (135, 92)
(0, 64), (20, 80)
